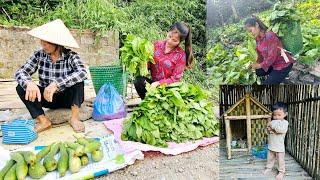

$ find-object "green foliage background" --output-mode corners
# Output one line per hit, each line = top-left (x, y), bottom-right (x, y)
(0, 0), (206, 59)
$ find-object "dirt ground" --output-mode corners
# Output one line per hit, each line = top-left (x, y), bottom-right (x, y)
(98, 143), (219, 180)
(0, 81), (219, 180)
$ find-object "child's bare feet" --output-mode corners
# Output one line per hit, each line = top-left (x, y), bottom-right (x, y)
(276, 172), (285, 180)
(263, 168), (272, 175)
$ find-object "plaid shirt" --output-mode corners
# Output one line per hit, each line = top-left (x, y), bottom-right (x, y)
(15, 48), (87, 92)
(256, 31), (294, 72)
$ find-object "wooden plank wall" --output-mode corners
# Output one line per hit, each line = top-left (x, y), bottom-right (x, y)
(219, 85), (320, 179)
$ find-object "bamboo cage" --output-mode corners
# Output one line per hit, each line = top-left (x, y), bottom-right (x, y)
(222, 93), (272, 159)
(219, 85), (320, 179)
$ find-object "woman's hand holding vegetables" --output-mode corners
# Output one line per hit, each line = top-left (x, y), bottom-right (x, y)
(251, 63), (261, 70)
(150, 81), (160, 89)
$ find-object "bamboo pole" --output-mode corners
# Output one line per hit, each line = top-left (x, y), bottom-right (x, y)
(224, 115), (271, 120)
(292, 101), (297, 157)
(304, 100), (310, 169)
(225, 119), (232, 160)
(298, 102), (303, 164)
(310, 100), (314, 174)
(231, 149), (248, 152)
(245, 94), (252, 154)
(302, 101), (307, 168)
(315, 99), (320, 177)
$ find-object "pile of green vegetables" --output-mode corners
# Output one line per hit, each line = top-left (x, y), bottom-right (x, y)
(121, 82), (219, 147)
(268, 2), (300, 37)
(0, 134), (103, 179)
(267, 1), (319, 66)
(120, 34), (154, 77)
(206, 37), (258, 84)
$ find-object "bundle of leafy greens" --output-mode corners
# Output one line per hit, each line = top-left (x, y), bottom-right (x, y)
(120, 34), (154, 77)
(121, 82), (219, 147)
(269, 2), (300, 37)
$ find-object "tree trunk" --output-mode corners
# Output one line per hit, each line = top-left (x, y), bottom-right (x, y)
(231, 0), (239, 20)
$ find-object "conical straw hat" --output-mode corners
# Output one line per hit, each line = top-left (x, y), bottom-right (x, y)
(27, 19), (80, 48)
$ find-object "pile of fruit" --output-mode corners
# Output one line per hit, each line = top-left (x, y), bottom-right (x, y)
(0, 134), (104, 179)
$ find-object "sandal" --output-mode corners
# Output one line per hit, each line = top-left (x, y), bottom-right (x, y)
(69, 120), (85, 133)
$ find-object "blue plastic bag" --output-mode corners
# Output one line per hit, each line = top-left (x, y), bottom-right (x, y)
(92, 83), (126, 121)
(251, 144), (268, 159)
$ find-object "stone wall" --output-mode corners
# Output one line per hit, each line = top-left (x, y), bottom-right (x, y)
(0, 25), (119, 79)
(285, 62), (320, 84)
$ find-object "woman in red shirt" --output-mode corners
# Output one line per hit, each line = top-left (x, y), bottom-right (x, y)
(245, 16), (294, 84)
(134, 22), (193, 99)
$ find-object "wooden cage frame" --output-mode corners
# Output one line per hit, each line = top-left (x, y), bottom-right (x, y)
(223, 93), (272, 159)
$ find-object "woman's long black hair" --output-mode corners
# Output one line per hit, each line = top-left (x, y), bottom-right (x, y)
(244, 15), (268, 32)
(169, 22), (193, 67)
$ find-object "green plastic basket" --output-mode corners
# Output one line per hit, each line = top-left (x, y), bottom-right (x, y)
(89, 65), (127, 97)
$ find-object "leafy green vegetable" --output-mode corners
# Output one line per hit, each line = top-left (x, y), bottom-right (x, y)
(269, 2), (300, 37)
(121, 82), (219, 147)
(206, 38), (258, 85)
(120, 34), (154, 77)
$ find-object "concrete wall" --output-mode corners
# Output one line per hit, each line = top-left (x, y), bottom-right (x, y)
(0, 25), (119, 79)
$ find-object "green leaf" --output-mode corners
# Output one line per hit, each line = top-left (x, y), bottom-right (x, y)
(170, 89), (185, 107)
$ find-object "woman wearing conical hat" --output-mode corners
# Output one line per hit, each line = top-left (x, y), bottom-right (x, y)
(15, 19), (87, 133)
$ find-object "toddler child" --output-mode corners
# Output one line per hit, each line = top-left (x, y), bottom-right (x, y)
(264, 102), (288, 180)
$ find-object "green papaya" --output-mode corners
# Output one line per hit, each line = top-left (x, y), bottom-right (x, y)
(57, 143), (68, 177)
(43, 142), (60, 172)
(18, 151), (36, 166)
(36, 144), (52, 162)
(4, 164), (17, 180)
(65, 142), (84, 156)
(84, 141), (101, 153)
(91, 150), (104, 162)
(10, 153), (27, 180)
(75, 138), (89, 146)
(73, 134), (101, 153)
(28, 162), (46, 179)
(80, 154), (89, 166)
(0, 160), (15, 180)
(67, 149), (81, 173)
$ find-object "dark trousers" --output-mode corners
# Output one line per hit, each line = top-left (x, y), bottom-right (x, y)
(256, 64), (293, 85)
(133, 76), (153, 100)
(16, 82), (84, 119)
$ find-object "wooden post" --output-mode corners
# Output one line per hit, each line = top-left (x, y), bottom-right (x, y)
(245, 94), (252, 154)
(225, 118), (232, 159)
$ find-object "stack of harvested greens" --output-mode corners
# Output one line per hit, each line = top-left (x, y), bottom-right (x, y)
(120, 34), (154, 77)
(269, 2), (300, 37)
(269, 2), (303, 55)
(121, 82), (219, 147)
